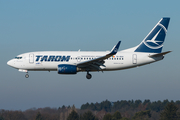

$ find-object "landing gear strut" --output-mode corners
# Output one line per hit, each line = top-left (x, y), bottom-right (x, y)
(25, 73), (29, 78)
(86, 71), (92, 79)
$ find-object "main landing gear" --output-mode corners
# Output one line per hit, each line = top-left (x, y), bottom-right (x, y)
(86, 71), (92, 79)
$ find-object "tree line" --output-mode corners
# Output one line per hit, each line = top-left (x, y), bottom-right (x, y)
(0, 99), (180, 120)
(81, 99), (180, 112)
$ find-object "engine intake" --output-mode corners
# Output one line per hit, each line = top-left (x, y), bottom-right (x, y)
(58, 64), (77, 74)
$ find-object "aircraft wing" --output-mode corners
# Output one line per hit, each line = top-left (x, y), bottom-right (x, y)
(77, 41), (121, 71)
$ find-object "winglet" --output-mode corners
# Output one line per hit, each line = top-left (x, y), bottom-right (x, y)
(110, 41), (121, 55)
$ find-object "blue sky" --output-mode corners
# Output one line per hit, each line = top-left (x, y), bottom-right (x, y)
(1, 1), (180, 110)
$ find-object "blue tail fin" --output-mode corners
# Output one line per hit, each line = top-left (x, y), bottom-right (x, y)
(135, 18), (170, 53)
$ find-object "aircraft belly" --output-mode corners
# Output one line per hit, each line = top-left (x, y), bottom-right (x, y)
(104, 62), (123, 70)
(24, 62), (57, 71)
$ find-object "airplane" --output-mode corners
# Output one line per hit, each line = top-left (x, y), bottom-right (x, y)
(7, 17), (171, 79)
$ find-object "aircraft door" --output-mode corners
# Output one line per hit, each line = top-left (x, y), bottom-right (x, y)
(132, 54), (137, 64)
(29, 54), (34, 63)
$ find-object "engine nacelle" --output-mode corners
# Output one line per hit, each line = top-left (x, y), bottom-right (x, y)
(58, 64), (77, 74)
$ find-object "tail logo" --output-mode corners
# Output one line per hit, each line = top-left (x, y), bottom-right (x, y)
(113, 48), (118, 52)
(143, 23), (167, 49)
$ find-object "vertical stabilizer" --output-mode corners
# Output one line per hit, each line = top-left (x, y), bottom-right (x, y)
(135, 18), (170, 53)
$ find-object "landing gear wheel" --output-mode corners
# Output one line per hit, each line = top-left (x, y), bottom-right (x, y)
(86, 73), (92, 79)
(25, 74), (29, 78)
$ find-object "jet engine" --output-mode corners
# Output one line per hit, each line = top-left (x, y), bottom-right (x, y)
(58, 64), (77, 74)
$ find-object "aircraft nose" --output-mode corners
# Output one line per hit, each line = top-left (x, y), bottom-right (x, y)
(7, 60), (11, 66)
(7, 59), (14, 67)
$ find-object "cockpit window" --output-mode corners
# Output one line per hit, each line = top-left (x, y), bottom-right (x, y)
(15, 57), (22, 59)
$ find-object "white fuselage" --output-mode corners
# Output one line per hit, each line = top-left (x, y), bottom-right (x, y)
(7, 51), (163, 72)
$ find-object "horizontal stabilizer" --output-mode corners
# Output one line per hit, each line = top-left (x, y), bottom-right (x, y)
(149, 51), (172, 57)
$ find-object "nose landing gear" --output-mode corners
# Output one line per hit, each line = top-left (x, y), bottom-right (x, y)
(25, 73), (29, 78)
